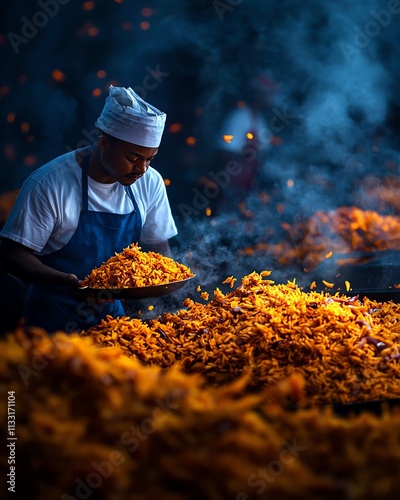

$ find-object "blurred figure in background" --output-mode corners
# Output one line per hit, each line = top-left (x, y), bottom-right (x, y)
(212, 71), (279, 211)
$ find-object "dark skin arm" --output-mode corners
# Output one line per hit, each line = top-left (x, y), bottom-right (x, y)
(141, 240), (173, 258)
(0, 238), (79, 289)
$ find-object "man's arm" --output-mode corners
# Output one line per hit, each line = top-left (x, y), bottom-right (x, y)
(141, 240), (172, 258)
(0, 237), (78, 287)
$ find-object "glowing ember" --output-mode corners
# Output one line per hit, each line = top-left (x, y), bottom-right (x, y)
(4, 145), (16, 161)
(164, 179), (171, 186)
(0, 85), (10, 96)
(246, 132), (254, 140)
(87, 26), (99, 36)
(287, 179), (294, 188)
(168, 123), (182, 133)
(186, 136), (196, 146)
(96, 70), (106, 79)
(141, 7), (153, 17)
(52, 69), (66, 82)
(82, 1), (95, 11)
(20, 122), (30, 133)
(24, 156), (37, 167)
(140, 21), (150, 30)
(222, 134), (234, 143)
(205, 207), (212, 216)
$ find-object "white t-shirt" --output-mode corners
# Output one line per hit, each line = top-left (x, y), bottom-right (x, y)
(0, 151), (177, 255)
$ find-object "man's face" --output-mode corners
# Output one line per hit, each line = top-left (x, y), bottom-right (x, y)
(99, 135), (158, 185)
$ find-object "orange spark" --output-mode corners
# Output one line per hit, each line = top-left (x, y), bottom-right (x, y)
(82, 1), (95, 11)
(186, 136), (196, 146)
(141, 7), (153, 17)
(24, 155), (37, 166)
(20, 122), (30, 133)
(168, 123), (182, 133)
(52, 69), (66, 82)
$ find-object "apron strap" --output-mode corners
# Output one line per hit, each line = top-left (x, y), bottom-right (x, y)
(81, 149), (90, 213)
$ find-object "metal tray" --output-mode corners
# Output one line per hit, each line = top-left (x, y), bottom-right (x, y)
(76, 276), (195, 300)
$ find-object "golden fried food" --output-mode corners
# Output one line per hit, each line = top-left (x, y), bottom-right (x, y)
(84, 271), (400, 405)
(80, 243), (194, 288)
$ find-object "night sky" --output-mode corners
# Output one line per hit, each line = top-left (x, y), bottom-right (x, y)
(1, 0), (400, 294)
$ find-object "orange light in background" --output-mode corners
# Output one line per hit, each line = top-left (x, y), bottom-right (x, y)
(186, 136), (196, 146)
(141, 7), (153, 16)
(270, 135), (283, 146)
(6, 113), (15, 123)
(92, 88), (102, 97)
(20, 122), (30, 133)
(237, 100), (246, 108)
(114, 0), (123, 3)
(164, 178), (171, 186)
(222, 134), (234, 143)
(140, 21), (150, 30)
(52, 69), (66, 82)
(205, 207), (212, 217)
(168, 123), (182, 133)
(24, 156), (37, 167)
(105, 79), (119, 89)
(325, 251), (333, 259)
(121, 22), (132, 30)
(96, 70), (106, 79)
(82, 1), (95, 10)
(277, 203), (285, 214)
(87, 26), (99, 36)
(0, 85), (10, 96)
(246, 132), (254, 140)
(4, 145), (16, 160)
(287, 179), (294, 188)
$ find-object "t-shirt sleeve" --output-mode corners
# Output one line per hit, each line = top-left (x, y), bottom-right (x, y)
(0, 177), (57, 253)
(139, 170), (178, 244)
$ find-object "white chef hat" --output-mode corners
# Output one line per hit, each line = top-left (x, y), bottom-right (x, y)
(95, 85), (166, 147)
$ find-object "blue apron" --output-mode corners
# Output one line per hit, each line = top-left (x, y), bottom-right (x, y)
(23, 151), (142, 333)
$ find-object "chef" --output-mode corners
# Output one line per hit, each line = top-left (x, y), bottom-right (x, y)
(0, 85), (177, 333)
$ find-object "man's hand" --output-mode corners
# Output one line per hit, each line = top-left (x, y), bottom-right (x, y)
(64, 273), (87, 300)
